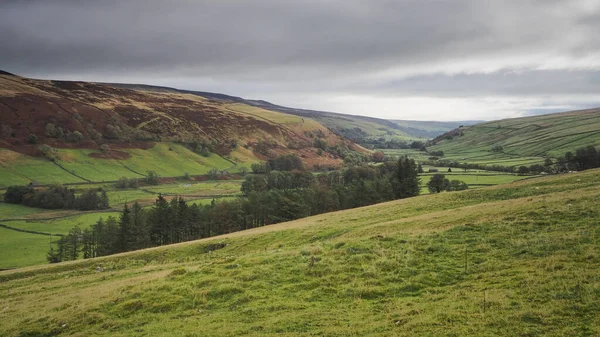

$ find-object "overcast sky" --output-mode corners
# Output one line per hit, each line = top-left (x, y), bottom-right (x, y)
(1, 0), (600, 121)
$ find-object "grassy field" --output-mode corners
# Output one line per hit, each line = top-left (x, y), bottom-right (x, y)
(0, 178), (244, 269)
(0, 211), (120, 269)
(0, 149), (86, 187)
(429, 108), (600, 163)
(381, 148), (547, 168)
(144, 180), (243, 196)
(380, 148), (432, 162)
(0, 143), (242, 188)
(121, 143), (233, 177)
(0, 227), (57, 269)
(4, 212), (120, 235)
(1, 170), (599, 336)
(419, 172), (531, 186)
(0, 202), (46, 219)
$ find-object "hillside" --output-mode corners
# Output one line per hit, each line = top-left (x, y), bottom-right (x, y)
(429, 108), (600, 166)
(390, 120), (482, 139)
(110, 82), (469, 143)
(1, 170), (599, 336)
(0, 72), (364, 178)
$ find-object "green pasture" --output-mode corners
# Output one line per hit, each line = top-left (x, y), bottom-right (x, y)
(56, 149), (142, 182)
(121, 143), (233, 177)
(144, 180), (243, 196)
(3, 212), (120, 236)
(0, 227), (56, 269)
(419, 173), (531, 186)
(0, 149), (86, 187)
(0, 143), (236, 189)
(430, 109), (600, 160)
(0, 203), (46, 219)
(2, 170), (600, 336)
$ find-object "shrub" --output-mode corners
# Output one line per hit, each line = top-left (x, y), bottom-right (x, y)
(66, 131), (84, 143)
(200, 147), (211, 157)
(491, 145), (504, 152)
(39, 144), (58, 161)
(314, 138), (328, 150)
(447, 180), (468, 191)
(28, 134), (38, 144)
(128, 178), (139, 189)
(251, 162), (269, 173)
(99, 144), (111, 153)
(207, 168), (219, 180)
(116, 177), (129, 189)
(45, 123), (64, 138)
(146, 171), (159, 185)
(104, 124), (122, 140)
(1, 124), (13, 138)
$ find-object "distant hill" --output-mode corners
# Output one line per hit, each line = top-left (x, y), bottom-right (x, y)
(389, 119), (482, 139)
(111, 82), (470, 143)
(429, 108), (600, 164)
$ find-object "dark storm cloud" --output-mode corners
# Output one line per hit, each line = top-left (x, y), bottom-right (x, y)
(1, 0), (600, 119)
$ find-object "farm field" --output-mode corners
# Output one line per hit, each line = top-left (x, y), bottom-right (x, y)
(3, 212), (120, 236)
(0, 142), (252, 188)
(144, 180), (243, 196)
(0, 202), (46, 219)
(0, 177), (244, 269)
(381, 148), (547, 168)
(419, 172), (531, 187)
(0, 211), (120, 269)
(429, 108), (600, 161)
(380, 148), (431, 162)
(120, 143), (234, 178)
(0, 227), (56, 269)
(0, 149), (86, 187)
(440, 151), (547, 167)
(1, 170), (599, 336)
(56, 149), (142, 182)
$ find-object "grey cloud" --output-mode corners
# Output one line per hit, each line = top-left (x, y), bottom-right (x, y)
(2, 0), (597, 77)
(357, 70), (600, 97)
(1, 0), (599, 119)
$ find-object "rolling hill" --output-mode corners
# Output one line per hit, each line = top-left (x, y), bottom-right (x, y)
(109, 82), (474, 142)
(429, 108), (600, 166)
(0, 72), (365, 184)
(390, 119), (482, 139)
(1, 169), (599, 336)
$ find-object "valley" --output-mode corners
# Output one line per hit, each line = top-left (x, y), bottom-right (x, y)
(1, 72), (599, 337)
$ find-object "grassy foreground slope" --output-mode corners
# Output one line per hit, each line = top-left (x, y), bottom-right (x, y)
(429, 108), (600, 164)
(2, 170), (600, 336)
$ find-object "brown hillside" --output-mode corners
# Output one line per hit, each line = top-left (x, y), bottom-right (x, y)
(0, 74), (361, 167)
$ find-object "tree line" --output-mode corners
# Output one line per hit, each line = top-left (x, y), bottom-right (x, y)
(48, 157), (422, 263)
(4, 185), (109, 210)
